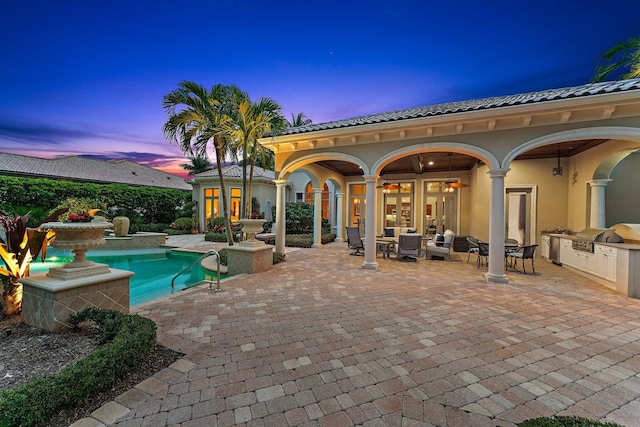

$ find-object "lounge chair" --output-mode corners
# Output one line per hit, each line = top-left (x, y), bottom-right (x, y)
(425, 229), (455, 261)
(346, 226), (364, 256)
(395, 233), (422, 262)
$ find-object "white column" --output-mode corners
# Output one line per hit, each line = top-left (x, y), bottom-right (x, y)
(335, 192), (344, 242)
(486, 169), (509, 284)
(362, 175), (378, 270)
(312, 187), (323, 248)
(588, 179), (612, 229)
(274, 179), (287, 254)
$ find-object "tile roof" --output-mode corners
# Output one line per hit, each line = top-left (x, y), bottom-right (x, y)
(281, 79), (640, 135)
(194, 164), (275, 180)
(0, 153), (192, 190)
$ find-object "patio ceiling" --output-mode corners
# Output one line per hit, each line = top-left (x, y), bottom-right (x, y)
(314, 138), (609, 176)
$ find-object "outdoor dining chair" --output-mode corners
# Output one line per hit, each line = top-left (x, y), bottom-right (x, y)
(345, 226), (364, 256)
(506, 244), (538, 274)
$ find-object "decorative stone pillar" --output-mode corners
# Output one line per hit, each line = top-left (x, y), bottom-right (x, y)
(362, 175), (379, 270)
(486, 169), (510, 284)
(22, 219), (133, 332)
(274, 179), (288, 254)
(335, 192), (344, 242)
(588, 179), (612, 229)
(312, 187), (323, 248)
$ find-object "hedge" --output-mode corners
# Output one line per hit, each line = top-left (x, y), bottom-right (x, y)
(0, 308), (157, 427)
(0, 176), (191, 227)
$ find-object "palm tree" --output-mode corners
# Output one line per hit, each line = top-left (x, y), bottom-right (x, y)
(287, 112), (312, 128)
(180, 154), (212, 176)
(227, 97), (286, 218)
(163, 81), (237, 245)
(592, 35), (640, 82)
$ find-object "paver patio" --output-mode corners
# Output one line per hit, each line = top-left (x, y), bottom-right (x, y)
(73, 237), (640, 427)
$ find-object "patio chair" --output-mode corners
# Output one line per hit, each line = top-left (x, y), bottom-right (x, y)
(425, 229), (455, 261)
(395, 233), (422, 262)
(506, 244), (538, 274)
(477, 242), (489, 269)
(466, 236), (479, 263)
(346, 226), (364, 256)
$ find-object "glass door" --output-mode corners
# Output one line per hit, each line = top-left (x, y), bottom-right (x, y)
(424, 181), (458, 234)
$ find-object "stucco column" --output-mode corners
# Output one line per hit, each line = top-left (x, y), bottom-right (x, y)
(486, 169), (509, 284)
(588, 179), (612, 229)
(274, 179), (287, 254)
(312, 187), (323, 248)
(362, 175), (379, 270)
(335, 192), (344, 242)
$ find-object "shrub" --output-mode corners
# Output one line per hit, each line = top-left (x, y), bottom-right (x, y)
(0, 308), (157, 427)
(172, 217), (194, 230)
(208, 216), (226, 231)
(205, 232), (228, 242)
(273, 252), (286, 264)
(137, 223), (171, 233)
(518, 416), (622, 426)
(0, 176), (190, 226)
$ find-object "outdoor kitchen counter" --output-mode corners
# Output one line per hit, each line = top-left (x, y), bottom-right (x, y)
(544, 235), (640, 298)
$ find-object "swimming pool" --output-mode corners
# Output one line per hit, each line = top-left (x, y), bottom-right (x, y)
(29, 248), (223, 306)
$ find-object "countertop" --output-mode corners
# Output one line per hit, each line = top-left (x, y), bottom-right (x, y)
(545, 234), (640, 250)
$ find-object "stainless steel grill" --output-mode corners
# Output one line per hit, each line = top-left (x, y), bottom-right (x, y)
(571, 228), (622, 252)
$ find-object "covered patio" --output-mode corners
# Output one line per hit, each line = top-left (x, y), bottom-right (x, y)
(260, 79), (640, 286)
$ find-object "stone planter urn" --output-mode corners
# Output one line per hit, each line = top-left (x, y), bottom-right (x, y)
(40, 220), (113, 278)
(239, 219), (267, 247)
(112, 216), (130, 237)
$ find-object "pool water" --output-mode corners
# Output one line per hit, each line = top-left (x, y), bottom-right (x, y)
(29, 248), (223, 306)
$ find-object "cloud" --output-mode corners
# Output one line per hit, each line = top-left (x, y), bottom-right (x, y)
(0, 119), (101, 145)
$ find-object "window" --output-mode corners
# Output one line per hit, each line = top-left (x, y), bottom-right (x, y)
(204, 188), (220, 223)
(230, 188), (242, 222)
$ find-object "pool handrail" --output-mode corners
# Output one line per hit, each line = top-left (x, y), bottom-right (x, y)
(171, 249), (222, 292)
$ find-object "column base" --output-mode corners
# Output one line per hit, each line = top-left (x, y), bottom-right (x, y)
(485, 272), (509, 284)
(361, 261), (378, 270)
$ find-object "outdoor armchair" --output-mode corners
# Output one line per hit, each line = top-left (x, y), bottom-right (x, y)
(395, 233), (422, 262)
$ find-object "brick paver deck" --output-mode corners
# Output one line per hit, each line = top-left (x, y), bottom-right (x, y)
(72, 239), (640, 426)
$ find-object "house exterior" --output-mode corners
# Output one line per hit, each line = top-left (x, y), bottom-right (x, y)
(190, 164), (279, 231)
(258, 79), (640, 286)
(0, 153), (191, 191)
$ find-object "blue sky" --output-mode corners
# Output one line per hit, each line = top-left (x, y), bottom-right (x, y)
(1, 1), (639, 177)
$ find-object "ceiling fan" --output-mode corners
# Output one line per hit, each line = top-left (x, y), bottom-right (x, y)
(441, 153), (469, 191)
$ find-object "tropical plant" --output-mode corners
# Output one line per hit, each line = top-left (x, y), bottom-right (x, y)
(163, 81), (239, 245)
(592, 34), (640, 82)
(0, 208), (66, 316)
(229, 96), (286, 218)
(287, 112), (312, 127)
(180, 153), (212, 176)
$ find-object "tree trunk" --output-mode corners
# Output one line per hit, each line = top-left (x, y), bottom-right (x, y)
(2, 278), (22, 316)
(214, 137), (234, 246)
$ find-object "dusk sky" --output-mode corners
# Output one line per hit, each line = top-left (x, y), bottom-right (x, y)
(1, 1), (639, 178)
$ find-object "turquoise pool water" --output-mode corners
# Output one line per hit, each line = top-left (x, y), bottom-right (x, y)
(30, 248), (223, 306)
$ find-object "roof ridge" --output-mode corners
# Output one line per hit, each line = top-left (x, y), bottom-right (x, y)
(281, 78), (640, 136)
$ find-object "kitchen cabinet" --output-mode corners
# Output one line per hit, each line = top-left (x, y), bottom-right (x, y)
(595, 244), (617, 282)
(541, 235), (550, 259)
(574, 250), (596, 274)
(560, 238), (574, 267)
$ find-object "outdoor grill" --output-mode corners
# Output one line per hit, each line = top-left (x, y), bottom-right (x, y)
(571, 228), (623, 252)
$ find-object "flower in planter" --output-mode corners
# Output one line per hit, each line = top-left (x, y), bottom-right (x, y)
(64, 212), (94, 223)
(250, 212), (265, 219)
